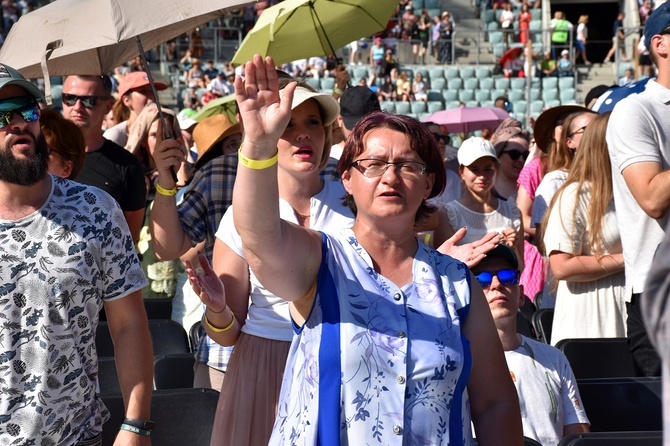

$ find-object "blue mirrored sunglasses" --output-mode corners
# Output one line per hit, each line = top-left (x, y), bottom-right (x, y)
(0, 97), (40, 128)
(475, 269), (520, 289)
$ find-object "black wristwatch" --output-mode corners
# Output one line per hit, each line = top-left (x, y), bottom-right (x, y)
(123, 418), (155, 431)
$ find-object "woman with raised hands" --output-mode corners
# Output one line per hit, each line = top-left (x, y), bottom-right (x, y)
(191, 54), (521, 445)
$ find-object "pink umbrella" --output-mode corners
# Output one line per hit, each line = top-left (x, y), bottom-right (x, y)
(423, 106), (510, 133)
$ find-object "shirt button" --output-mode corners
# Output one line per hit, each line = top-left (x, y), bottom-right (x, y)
(393, 292), (402, 301)
(393, 425), (403, 435)
(396, 375), (405, 384)
(397, 331), (406, 338)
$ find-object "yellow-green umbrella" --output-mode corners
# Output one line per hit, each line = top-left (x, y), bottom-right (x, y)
(231, 0), (397, 66)
(193, 94), (238, 123)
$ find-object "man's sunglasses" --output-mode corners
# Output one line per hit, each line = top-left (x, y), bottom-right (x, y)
(62, 93), (109, 108)
(475, 269), (520, 289)
(431, 133), (450, 144)
(0, 97), (40, 128)
(502, 149), (530, 161)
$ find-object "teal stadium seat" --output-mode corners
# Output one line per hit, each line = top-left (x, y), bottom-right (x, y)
(464, 78), (479, 90)
(448, 78), (463, 90)
(541, 77), (558, 89)
(446, 100), (461, 109)
(529, 88), (541, 101)
(495, 78), (510, 90)
(411, 101), (427, 115)
(508, 89), (525, 102)
(320, 77), (335, 90)
(460, 67), (476, 79)
(380, 101), (395, 113)
(431, 78), (446, 91)
(479, 77), (495, 90)
(426, 90), (443, 102)
(530, 100), (545, 114)
(475, 90), (491, 102)
(429, 66), (444, 80)
(542, 88), (558, 102)
(510, 78), (527, 90)
(514, 101), (528, 114)
(459, 89), (475, 102)
(476, 67), (492, 79)
(395, 101), (411, 115)
(444, 67), (460, 79)
(491, 89), (506, 100)
(427, 101), (444, 113)
(559, 88), (576, 104)
(545, 99), (561, 108)
(466, 100), (479, 108)
(558, 76), (575, 90)
(442, 89), (458, 102)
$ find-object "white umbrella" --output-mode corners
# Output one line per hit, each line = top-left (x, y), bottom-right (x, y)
(0, 0), (243, 78)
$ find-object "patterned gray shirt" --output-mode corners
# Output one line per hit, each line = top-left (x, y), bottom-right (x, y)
(0, 176), (147, 445)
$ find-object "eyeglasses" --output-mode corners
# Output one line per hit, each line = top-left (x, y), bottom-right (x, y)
(431, 133), (450, 143)
(475, 269), (520, 289)
(351, 158), (427, 179)
(502, 149), (530, 161)
(0, 97), (40, 128)
(62, 93), (109, 108)
(569, 125), (588, 137)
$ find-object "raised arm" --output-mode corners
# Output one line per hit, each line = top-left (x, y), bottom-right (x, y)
(233, 55), (322, 303)
(150, 128), (194, 260)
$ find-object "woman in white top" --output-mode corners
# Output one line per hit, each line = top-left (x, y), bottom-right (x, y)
(543, 112), (626, 345)
(442, 136), (524, 270)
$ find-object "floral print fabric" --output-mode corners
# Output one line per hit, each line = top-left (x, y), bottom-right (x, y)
(0, 176), (147, 445)
(270, 229), (474, 446)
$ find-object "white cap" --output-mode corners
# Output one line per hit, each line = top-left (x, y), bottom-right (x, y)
(457, 137), (499, 166)
(290, 85), (340, 126)
(561, 49), (569, 56)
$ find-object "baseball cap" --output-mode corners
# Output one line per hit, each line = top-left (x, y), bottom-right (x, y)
(0, 63), (42, 100)
(561, 49), (569, 56)
(339, 86), (381, 130)
(176, 108), (197, 132)
(118, 71), (168, 98)
(480, 243), (519, 270)
(644, 1), (670, 47)
(457, 136), (499, 166)
(289, 85), (340, 126)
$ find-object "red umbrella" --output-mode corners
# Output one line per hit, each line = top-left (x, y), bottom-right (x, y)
(499, 46), (523, 67)
(422, 106), (510, 133)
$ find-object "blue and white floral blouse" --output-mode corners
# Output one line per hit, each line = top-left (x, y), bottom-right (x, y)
(270, 229), (475, 446)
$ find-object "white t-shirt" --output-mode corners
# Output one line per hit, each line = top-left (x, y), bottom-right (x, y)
(443, 197), (522, 245)
(531, 169), (568, 228)
(606, 79), (670, 296)
(216, 180), (354, 341)
(505, 336), (590, 446)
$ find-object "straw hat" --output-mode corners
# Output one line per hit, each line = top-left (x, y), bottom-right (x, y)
(193, 114), (241, 169)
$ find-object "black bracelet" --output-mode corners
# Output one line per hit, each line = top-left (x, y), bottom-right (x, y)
(120, 423), (151, 437)
(123, 417), (155, 431)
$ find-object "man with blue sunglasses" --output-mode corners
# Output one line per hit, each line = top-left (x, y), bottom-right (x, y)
(0, 64), (153, 445)
(472, 244), (590, 445)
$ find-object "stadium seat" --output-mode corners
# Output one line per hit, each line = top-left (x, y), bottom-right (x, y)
(510, 77), (527, 90)
(514, 101), (528, 114)
(558, 431), (662, 445)
(442, 89), (459, 102)
(479, 77), (495, 90)
(545, 99), (561, 108)
(541, 77), (558, 89)
(413, 66), (429, 79)
(353, 66), (369, 79)
(431, 78), (446, 91)
(495, 78), (510, 90)
(490, 89), (506, 100)
(530, 308), (553, 344)
(444, 66), (460, 79)
(466, 100), (479, 108)
(429, 66), (444, 80)
(489, 32), (503, 46)
(463, 78), (478, 90)
(426, 90), (443, 102)
(459, 66), (476, 79)
(427, 101), (444, 113)
(446, 100), (461, 109)
(559, 88), (577, 104)
(381, 101), (396, 113)
(529, 88), (541, 101)
(101, 389), (219, 445)
(475, 90), (491, 102)
(508, 89), (525, 102)
(447, 78), (463, 90)
(143, 298), (173, 320)
(320, 77), (335, 90)
(530, 100), (545, 115)
(96, 320), (191, 357)
(154, 353), (196, 389)
(458, 89), (475, 102)
(189, 320), (204, 353)
(558, 76), (575, 90)
(576, 377), (662, 432)
(556, 338), (636, 379)
(476, 67), (492, 79)
(480, 100), (495, 108)
(304, 77), (321, 91)
(395, 101), (411, 115)
(529, 19), (542, 30)
(411, 101), (427, 115)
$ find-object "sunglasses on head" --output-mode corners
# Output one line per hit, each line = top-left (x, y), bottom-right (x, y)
(502, 149), (530, 161)
(475, 269), (520, 289)
(62, 93), (109, 108)
(0, 96), (40, 128)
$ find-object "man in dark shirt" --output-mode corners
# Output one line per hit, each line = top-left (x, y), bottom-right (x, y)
(62, 74), (146, 242)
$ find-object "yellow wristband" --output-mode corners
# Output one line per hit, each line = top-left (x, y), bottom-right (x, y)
(204, 310), (235, 333)
(155, 183), (177, 197)
(333, 87), (344, 96)
(238, 149), (278, 170)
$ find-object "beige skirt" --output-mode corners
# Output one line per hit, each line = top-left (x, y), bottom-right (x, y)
(209, 332), (291, 446)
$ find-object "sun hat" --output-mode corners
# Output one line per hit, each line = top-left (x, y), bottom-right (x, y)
(0, 63), (42, 100)
(533, 105), (588, 152)
(458, 136), (499, 166)
(118, 71), (168, 98)
(644, 1), (670, 47)
(193, 114), (241, 169)
(289, 85), (340, 126)
(339, 86), (381, 130)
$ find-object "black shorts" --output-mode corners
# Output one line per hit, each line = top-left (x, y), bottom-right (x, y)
(639, 53), (652, 66)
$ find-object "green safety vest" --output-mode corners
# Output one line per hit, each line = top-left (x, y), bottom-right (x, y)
(552, 20), (569, 43)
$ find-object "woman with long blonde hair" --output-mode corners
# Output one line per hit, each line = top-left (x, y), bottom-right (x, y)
(542, 112), (626, 345)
